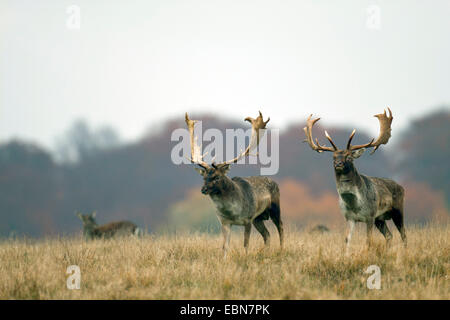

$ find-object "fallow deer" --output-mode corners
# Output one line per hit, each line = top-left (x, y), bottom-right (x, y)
(76, 211), (142, 240)
(302, 108), (407, 254)
(185, 111), (283, 257)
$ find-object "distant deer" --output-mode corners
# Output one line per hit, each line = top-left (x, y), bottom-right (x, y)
(185, 111), (283, 257)
(309, 224), (330, 234)
(302, 108), (406, 254)
(76, 211), (142, 240)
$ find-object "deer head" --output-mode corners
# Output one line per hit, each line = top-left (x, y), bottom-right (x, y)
(76, 211), (98, 228)
(185, 111), (270, 195)
(303, 108), (393, 175)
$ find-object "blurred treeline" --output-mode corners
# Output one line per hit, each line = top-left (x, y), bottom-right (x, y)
(0, 108), (449, 237)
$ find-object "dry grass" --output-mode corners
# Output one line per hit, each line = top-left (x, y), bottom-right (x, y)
(0, 223), (448, 299)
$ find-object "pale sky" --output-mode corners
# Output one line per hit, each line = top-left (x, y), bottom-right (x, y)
(1, 0), (449, 150)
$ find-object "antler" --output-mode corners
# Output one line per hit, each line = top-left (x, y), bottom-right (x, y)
(347, 107), (393, 153)
(303, 115), (337, 153)
(185, 113), (210, 168)
(221, 111), (270, 165)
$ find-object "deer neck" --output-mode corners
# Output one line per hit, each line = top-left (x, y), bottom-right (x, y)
(83, 223), (98, 238)
(335, 164), (363, 195)
(210, 176), (238, 199)
(209, 177), (242, 217)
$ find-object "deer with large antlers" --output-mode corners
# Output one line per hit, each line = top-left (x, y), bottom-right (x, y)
(185, 111), (283, 258)
(303, 108), (406, 254)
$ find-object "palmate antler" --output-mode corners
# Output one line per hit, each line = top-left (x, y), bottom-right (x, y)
(222, 111), (270, 165)
(303, 108), (394, 154)
(346, 107), (393, 153)
(185, 113), (210, 168)
(303, 114), (338, 153)
(185, 111), (270, 168)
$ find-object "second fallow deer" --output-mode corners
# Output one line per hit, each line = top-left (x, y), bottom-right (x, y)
(303, 108), (407, 254)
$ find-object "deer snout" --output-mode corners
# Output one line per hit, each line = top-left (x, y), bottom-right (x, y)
(201, 185), (209, 194)
(334, 161), (350, 174)
(334, 161), (345, 169)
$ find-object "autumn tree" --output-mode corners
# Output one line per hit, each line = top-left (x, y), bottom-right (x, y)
(394, 108), (450, 205)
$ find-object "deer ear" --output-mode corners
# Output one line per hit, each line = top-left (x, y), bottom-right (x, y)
(91, 211), (96, 218)
(217, 163), (230, 174)
(351, 148), (366, 159)
(194, 167), (206, 177)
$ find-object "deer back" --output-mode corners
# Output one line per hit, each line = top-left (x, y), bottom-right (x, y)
(93, 221), (137, 238)
(366, 176), (404, 212)
(229, 176), (279, 220)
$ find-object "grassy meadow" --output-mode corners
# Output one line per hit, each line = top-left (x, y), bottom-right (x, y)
(0, 223), (448, 299)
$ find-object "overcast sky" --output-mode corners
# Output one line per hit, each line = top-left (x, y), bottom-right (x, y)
(1, 0), (449, 150)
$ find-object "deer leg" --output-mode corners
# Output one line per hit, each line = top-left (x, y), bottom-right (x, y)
(374, 218), (392, 247)
(243, 223), (251, 254)
(366, 221), (374, 248)
(345, 220), (355, 256)
(222, 224), (231, 258)
(392, 208), (407, 247)
(252, 216), (270, 247)
(269, 201), (284, 249)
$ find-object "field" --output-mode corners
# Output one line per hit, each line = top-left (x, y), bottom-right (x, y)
(0, 223), (448, 299)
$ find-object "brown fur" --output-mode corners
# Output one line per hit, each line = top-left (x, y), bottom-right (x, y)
(77, 212), (139, 240)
